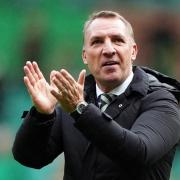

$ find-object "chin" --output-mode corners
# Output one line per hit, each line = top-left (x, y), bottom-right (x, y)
(104, 73), (122, 81)
(103, 76), (122, 86)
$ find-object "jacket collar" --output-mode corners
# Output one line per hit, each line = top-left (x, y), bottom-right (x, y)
(140, 66), (180, 101)
(125, 66), (149, 98)
(105, 66), (149, 119)
(83, 65), (180, 122)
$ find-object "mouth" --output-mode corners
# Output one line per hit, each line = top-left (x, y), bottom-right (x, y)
(102, 60), (119, 67)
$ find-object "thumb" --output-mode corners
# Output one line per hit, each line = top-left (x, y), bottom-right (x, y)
(78, 69), (86, 86)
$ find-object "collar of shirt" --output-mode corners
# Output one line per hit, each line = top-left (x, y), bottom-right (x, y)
(96, 71), (134, 98)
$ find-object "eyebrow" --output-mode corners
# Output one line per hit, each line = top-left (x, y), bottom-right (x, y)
(90, 36), (102, 41)
(90, 33), (126, 41)
(111, 34), (126, 39)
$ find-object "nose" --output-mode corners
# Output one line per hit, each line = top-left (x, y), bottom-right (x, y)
(102, 40), (116, 57)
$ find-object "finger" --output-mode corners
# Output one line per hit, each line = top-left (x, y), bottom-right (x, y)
(52, 75), (66, 93)
(24, 66), (36, 86)
(78, 69), (86, 86)
(60, 69), (76, 85)
(26, 61), (39, 81)
(32, 61), (44, 79)
(50, 70), (58, 89)
(51, 88), (63, 100)
(50, 70), (58, 83)
(54, 72), (73, 91)
(24, 76), (36, 98)
(51, 86), (76, 108)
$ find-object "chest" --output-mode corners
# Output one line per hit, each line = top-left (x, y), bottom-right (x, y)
(104, 94), (142, 129)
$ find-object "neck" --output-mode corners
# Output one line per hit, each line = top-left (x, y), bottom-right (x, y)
(97, 81), (121, 93)
(96, 71), (134, 94)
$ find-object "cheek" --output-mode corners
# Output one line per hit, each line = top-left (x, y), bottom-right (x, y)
(124, 56), (133, 68)
(86, 59), (100, 77)
(85, 50), (100, 67)
(122, 48), (133, 63)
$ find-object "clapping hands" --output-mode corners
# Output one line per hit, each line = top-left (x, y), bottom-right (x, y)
(23, 61), (86, 114)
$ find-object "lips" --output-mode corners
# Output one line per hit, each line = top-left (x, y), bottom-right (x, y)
(102, 60), (119, 67)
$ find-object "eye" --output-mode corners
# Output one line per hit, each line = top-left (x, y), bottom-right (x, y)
(112, 37), (125, 44)
(91, 39), (103, 46)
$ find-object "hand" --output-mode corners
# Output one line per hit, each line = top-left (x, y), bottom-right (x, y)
(51, 69), (86, 113)
(24, 61), (57, 114)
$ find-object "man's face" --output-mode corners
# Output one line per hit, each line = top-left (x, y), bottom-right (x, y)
(82, 17), (138, 92)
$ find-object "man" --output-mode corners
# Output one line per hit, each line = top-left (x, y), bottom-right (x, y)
(12, 11), (180, 180)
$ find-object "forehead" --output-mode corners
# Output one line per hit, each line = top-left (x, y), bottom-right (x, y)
(85, 17), (128, 39)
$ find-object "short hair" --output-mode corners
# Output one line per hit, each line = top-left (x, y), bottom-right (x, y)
(83, 10), (135, 42)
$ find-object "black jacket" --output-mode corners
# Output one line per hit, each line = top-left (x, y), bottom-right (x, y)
(12, 66), (180, 180)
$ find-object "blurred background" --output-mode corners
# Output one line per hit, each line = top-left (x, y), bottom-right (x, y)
(0, 0), (180, 179)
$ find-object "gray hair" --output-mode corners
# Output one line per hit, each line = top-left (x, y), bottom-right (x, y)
(83, 10), (135, 42)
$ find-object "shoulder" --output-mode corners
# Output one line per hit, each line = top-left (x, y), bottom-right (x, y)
(141, 89), (179, 113)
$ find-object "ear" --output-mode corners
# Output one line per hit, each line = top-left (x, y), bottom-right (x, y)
(131, 43), (138, 61)
(82, 49), (88, 64)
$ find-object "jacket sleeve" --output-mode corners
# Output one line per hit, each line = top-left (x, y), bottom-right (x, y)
(74, 90), (180, 166)
(12, 106), (63, 169)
